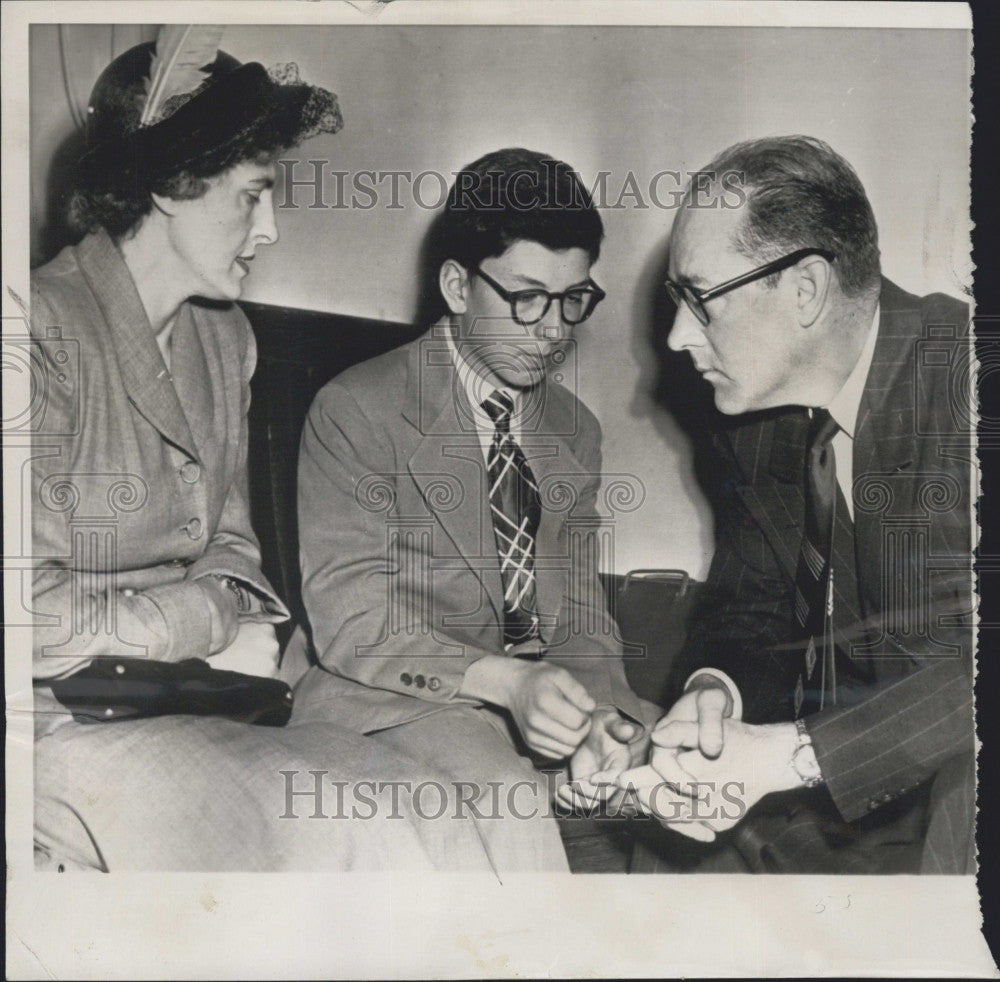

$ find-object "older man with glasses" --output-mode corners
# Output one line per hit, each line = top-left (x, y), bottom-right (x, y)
(619, 135), (974, 875)
(285, 147), (661, 873)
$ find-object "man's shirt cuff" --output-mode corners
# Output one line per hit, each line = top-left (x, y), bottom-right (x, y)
(683, 667), (743, 720)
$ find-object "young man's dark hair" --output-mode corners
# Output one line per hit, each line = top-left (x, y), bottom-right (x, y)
(438, 147), (604, 270)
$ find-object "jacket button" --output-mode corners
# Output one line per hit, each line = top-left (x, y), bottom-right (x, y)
(184, 518), (203, 540)
(180, 461), (201, 484)
(415, 674), (426, 688)
(868, 791), (895, 811)
(427, 676), (441, 691)
(122, 588), (136, 597)
(400, 673), (413, 686)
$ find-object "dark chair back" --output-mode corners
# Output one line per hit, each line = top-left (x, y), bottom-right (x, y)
(601, 570), (699, 706)
(241, 301), (422, 641)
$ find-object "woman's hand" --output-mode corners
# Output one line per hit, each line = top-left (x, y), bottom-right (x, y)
(196, 576), (240, 655)
(208, 621), (280, 678)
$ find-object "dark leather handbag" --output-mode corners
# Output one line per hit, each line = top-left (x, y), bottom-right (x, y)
(48, 657), (293, 727)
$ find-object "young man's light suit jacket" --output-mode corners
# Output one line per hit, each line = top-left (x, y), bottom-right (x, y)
(286, 324), (655, 735)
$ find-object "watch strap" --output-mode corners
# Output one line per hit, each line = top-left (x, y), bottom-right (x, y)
(792, 718), (824, 788)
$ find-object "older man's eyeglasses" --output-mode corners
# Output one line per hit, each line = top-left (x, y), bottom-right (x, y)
(664, 248), (836, 327)
(474, 267), (606, 327)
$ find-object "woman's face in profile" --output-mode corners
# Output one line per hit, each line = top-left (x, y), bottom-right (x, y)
(165, 158), (279, 302)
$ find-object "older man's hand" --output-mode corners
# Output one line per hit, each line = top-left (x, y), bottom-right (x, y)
(641, 686), (731, 784)
(618, 717), (805, 840)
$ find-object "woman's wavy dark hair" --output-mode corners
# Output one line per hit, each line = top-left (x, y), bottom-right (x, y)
(67, 127), (293, 240)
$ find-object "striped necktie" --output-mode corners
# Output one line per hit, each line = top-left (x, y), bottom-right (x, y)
(793, 408), (839, 716)
(482, 390), (541, 648)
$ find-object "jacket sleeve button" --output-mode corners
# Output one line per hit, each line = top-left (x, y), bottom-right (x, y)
(427, 676), (441, 691)
(414, 675), (426, 688)
(868, 791), (895, 811)
(400, 673), (412, 686)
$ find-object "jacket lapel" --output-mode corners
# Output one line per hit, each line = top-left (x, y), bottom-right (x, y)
(853, 280), (920, 614)
(76, 230), (199, 461)
(402, 330), (506, 622)
(522, 383), (586, 627)
(169, 304), (213, 458)
(730, 409), (806, 583)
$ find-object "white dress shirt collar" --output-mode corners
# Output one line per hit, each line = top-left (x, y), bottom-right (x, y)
(825, 303), (880, 438)
(443, 319), (522, 445)
(822, 303), (880, 521)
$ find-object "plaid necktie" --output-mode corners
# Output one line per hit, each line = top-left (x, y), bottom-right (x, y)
(793, 408), (840, 716)
(482, 390), (541, 648)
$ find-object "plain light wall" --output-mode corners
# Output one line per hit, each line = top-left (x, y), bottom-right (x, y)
(30, 24), (971, 576)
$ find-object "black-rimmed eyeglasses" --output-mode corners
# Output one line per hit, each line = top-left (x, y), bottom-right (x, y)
(664, 248), (836, 327)
(474, 267), (606, 327)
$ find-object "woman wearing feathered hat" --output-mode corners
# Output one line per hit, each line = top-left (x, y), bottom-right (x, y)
(30, 27), (492, 872)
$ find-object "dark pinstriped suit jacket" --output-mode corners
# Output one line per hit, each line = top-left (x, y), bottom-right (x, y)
(674, 279), (974, 871)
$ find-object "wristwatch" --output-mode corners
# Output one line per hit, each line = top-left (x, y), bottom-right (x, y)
(791, 718), (824, 788)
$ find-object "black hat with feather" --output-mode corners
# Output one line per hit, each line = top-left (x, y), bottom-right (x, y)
(80, 25), (343, 188)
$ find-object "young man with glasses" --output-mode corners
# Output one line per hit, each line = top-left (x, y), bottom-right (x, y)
(619, 136), (974, 875)
(287, 148), (658, 872)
